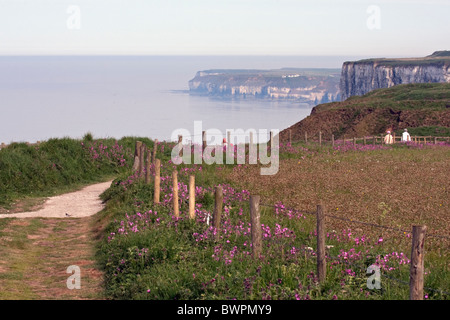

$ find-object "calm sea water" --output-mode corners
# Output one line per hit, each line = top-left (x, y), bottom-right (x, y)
(0, 55), (360, 144)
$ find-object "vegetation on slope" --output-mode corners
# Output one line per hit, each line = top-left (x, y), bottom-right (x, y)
(281, 83), (450, 141)
(0, 135), (156, 207)
(94, 140), (449, 300)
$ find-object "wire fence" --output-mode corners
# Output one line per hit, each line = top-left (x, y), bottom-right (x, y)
(135, 140), (450, 299)
(168, 174), (450, 298)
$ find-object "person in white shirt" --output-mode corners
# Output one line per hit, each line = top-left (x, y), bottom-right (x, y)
(402, 128), (411, 142)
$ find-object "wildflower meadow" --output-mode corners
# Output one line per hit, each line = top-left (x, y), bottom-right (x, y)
(95, 138), (450, 300)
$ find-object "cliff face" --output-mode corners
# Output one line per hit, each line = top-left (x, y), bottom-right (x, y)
(340, 52), (450, 101)
(189, 69), (341, 105)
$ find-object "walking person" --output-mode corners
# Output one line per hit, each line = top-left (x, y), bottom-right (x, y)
(384, 131), (393, 144)
(401, 128), (411, 142)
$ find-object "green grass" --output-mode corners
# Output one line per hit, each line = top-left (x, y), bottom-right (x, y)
(0, 218), (47, 299)
(1, 134), (448, 300)
(394, 126), (450, 137)
(0, 135), (153, 207)
(318, 83), (450, 112)
(94, 141), (449, 300)
(346, 52), (450, 67)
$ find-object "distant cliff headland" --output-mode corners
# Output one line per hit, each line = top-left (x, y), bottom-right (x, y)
(280, 51), (450, 141)
(340, 51), (450, 101)
(188, 68), (341, 105)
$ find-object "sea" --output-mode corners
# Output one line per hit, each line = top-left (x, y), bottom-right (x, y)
(0, 55), (363, 144)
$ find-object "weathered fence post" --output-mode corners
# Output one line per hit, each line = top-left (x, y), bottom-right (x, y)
(178, 135), (183, 158)
(139, 143), (146, 177)
(154, 159), (161, 204)
(409, 225), (427, 300)
(289, 129), (292, 146)
(213, 186), (223, 241)
(319, 131), (322, 146)
(172, 170), (179, 218)
(316, 204), (326, 283)
(132, 141), (142, 171)
(189, 175), (195, 219)
(152, 140), (158, 164)
(363, 136), (366, 145)
(250, 195), (262, 259)
(304, 131), (308, 144)
(202, 131), (207, 153)
(434, 137), (437, 145)
(353, 137), (356, 147)
(373, 135), (375, 146)
(145, 148), (151, 184)
(331, 134), (335, 148)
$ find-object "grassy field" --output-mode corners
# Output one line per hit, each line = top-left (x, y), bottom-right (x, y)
(0, 135), (141, 298)
(93, 139), (450, 300)
(0, 135), (154, 208)
(316, 83), (450, 112)
(1, 135), (448, 300)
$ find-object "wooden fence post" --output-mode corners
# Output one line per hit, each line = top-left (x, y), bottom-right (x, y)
(250, 195), (262, 259)
(178, 135), (183, 158)
(373, 136), (375, 146)
(316, 204), (326, 283)
(289, 129), (292, 146)
(305, 131), (308, 144)
(319, 131), (322, 146)
(189, 175), (195, 219)
(172, 170), (179, 218)
(139, 144), (146, 177)
(409, 225), (427, 300)
(202, 131), (207, 152)
(145, 148), (151, 184)
(213, 186), (223, 241)
(132, 141), (142, 171)
(434, 137), (437, 145)
(353, 137), (356, 147)
(331, 134), (335, 148)
(154, 159), (161, 204)
(363, 136), (366, 145)
(152, 140), (158, 164)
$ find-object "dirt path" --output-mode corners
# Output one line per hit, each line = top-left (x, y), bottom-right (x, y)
(0, 180), (113, 300)
(0, 181), (112, 219)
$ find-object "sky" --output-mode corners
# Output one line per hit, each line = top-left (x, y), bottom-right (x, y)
(0, 0), (449, 57)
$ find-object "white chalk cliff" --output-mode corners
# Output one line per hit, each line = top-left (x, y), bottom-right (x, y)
(340, 51), (450, 101)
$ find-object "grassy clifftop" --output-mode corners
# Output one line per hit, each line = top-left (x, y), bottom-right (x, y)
(281, 83), (450, 141)
(316, 83), (450, 112)
(345, 51), (450, 67)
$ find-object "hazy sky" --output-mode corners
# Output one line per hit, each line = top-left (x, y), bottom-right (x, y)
(0, 0), (449, 57)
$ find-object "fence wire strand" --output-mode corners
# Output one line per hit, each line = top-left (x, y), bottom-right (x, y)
(143, 153), (450, 298)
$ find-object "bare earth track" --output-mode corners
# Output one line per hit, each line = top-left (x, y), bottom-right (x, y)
(0, 181), (112, 300)
(0, 181), (112, 219)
